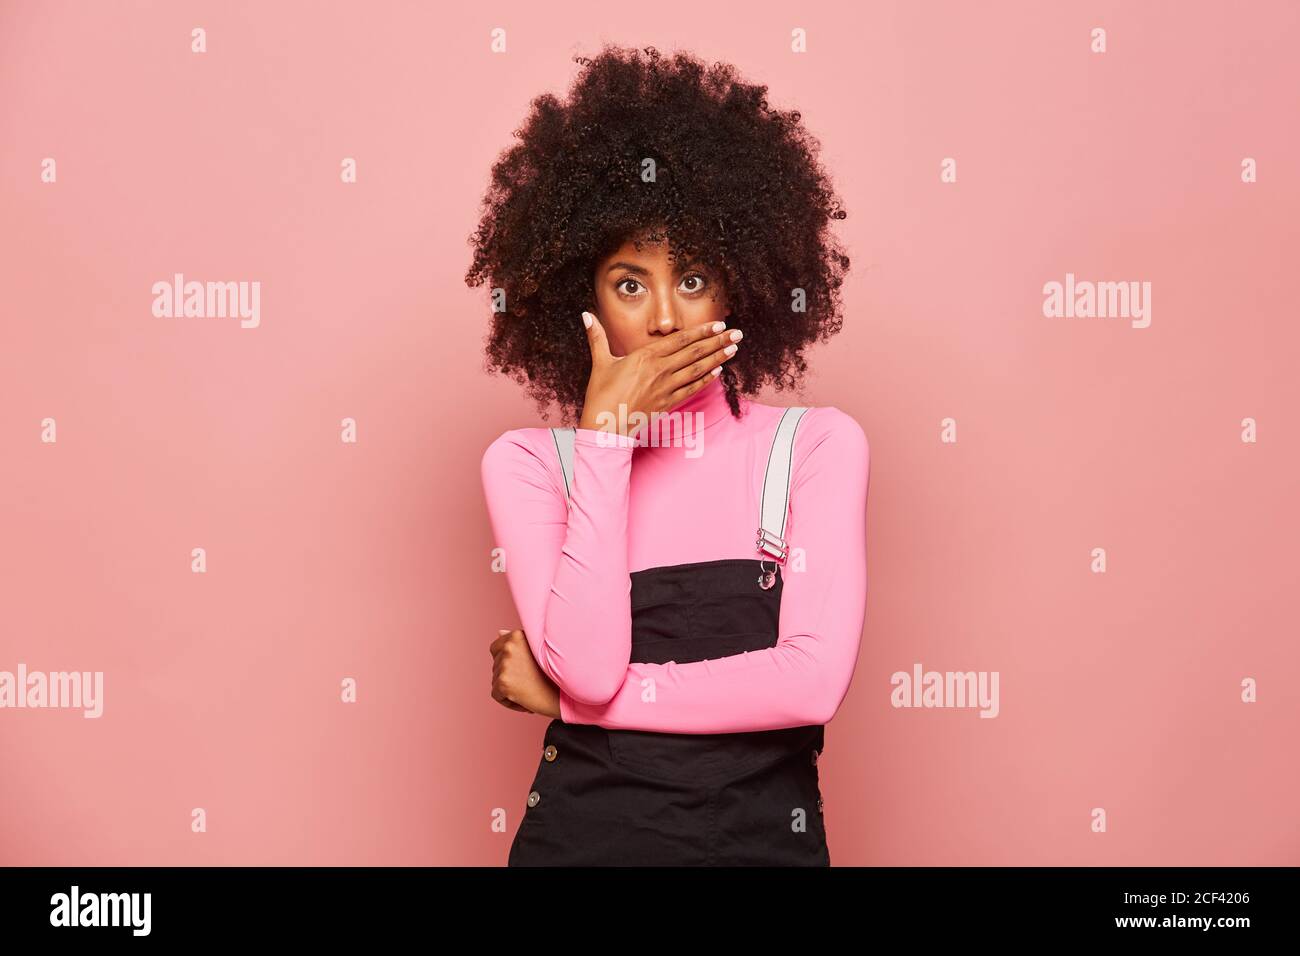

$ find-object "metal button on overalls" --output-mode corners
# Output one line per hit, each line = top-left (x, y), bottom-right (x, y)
(543, 745), (557, 762)
(527, 790), (540, 808)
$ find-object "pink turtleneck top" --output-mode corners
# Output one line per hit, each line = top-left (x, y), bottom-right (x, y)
(479, 375), (870, 734)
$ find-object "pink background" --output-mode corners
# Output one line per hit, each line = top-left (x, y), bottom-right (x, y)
(2, 0), (1297, 865)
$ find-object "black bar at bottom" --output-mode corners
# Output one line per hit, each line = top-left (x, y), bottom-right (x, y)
(0, 865), (1290, 941)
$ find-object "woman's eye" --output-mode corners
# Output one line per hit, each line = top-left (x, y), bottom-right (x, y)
(616, 274), (707, 296)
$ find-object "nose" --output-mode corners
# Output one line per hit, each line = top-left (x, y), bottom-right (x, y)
(648, 293), (683, 336)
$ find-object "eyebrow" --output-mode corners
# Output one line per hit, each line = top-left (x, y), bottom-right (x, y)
(605, 259), (707, 276)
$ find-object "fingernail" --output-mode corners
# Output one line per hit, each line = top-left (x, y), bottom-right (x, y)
(711, 366), (722, 376)
(581, 312), (593, 328)
(498, 629), (510, 636)
(724, 343), (738, 356)
(711, 321), (726, 332)
(729, 330), (743, 342)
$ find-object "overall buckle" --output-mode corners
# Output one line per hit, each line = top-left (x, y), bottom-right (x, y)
(756, 527), (787, 589)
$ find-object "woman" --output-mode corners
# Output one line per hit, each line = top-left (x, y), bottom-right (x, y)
(468, 45), (870, 866)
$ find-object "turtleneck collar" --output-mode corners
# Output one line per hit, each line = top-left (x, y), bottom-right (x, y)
(634, 374), (743, 449)
(669, 373), (733, 427)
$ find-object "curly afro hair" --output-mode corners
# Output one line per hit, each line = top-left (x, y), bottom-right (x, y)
(465, 44), (850, 425)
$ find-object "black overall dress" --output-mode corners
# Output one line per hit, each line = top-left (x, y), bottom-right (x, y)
(507, 407), (829, 867)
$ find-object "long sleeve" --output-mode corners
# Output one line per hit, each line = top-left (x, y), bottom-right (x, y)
(559, 407), (871, 734)
(480, 426), (639, 704)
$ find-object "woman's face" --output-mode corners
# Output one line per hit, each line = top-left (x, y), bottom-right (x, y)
(591, 234), (730, 357)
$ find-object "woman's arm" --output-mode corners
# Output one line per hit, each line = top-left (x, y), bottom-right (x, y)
(559, 407), (870, 734)
(481, 426), (639, 705)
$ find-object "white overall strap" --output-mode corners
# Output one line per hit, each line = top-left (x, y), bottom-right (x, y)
(551, 427), (576, 501)
(756, 406), (810, 563)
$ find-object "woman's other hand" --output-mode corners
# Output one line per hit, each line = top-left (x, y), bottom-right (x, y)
(490, 628), (561, 718)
